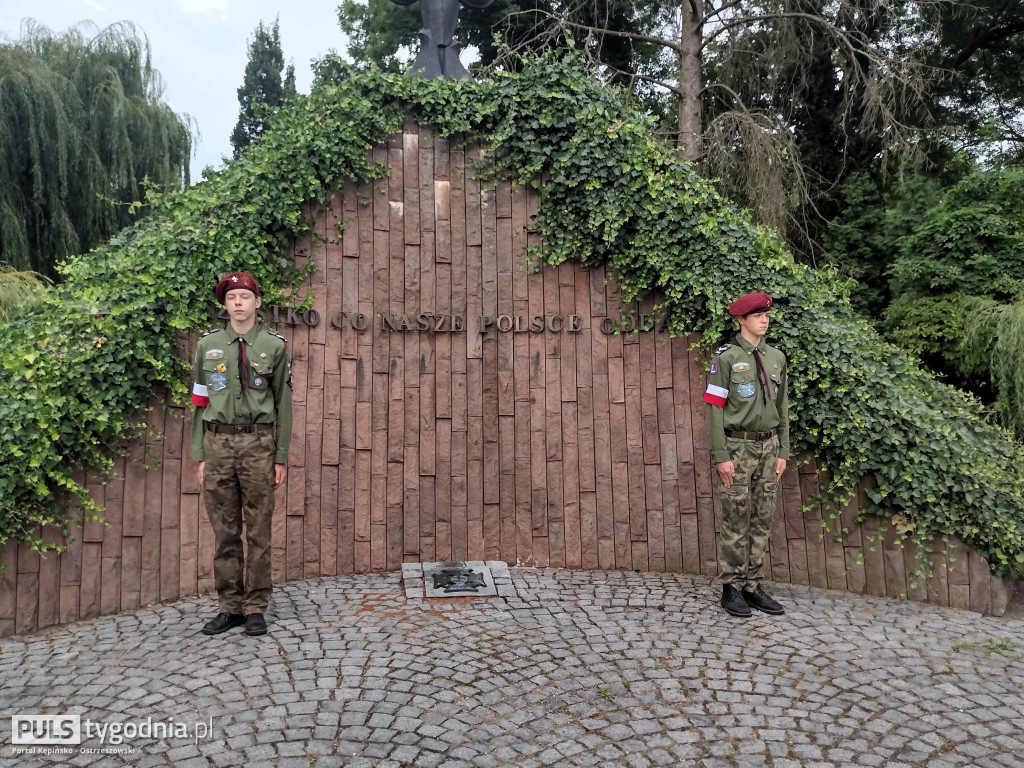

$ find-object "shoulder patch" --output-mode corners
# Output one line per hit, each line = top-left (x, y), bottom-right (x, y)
(200, 328), (220, 339)
(258, 328), (288, 345)
(714, 344), (732, 355)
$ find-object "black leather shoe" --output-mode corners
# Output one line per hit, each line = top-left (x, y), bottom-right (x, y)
(244, 613), (268, 636)
(742, 584), (785, 615)
(201, 612), (245, 635)
(721, 584), (752, 617)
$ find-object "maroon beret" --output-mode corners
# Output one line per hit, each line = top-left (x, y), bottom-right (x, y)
(215, 272), (260, 304)
(728, 292), (773, 317)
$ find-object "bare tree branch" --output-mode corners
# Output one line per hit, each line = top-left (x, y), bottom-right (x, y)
(702, 0), (744, 24)
(508, 9), (682, 52)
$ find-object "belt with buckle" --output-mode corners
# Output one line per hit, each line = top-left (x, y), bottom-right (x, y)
(726, 429), (776, 441)
(208, 422), (274, 434)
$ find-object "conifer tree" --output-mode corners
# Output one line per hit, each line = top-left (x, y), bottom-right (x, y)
(230, 18), (296, 159)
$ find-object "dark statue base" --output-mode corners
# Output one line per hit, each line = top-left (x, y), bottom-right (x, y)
(410, 31), (472, 81)
(392, 0), (495, 81)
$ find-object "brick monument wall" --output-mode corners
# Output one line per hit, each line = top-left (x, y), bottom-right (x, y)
(1, 124), (1014, 636)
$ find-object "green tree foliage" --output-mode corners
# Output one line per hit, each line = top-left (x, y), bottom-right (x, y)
(0, 20), (193, 279)
(885, 167), (1024, 438)
(336, 0), (423, 73)
(0, 266), (46, 322)
(822, 169), (948, 314)
(0, 54), (1021, 579)
(890, 169), (1024, 301)
(229, 18), (297, 159)
(922, 0), (1024, 159)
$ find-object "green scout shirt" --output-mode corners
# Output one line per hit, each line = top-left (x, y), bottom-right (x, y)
(189, 324), (293, 464)
(703, 335), (790, 464)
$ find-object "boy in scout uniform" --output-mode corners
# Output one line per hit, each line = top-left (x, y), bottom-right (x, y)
(191, 272), (292, 636)
(703, 292), (789, 617)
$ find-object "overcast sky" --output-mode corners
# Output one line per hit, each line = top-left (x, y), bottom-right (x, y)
(0, 0), (351, 174)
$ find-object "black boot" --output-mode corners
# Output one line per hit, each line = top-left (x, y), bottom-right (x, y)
(244, 613), (268, 636)
(741, 584), (785, 615)
(201, 612), (245, 635)
(721, 584), (752, 617)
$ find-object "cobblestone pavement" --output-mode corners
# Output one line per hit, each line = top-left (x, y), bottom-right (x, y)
(2, 569), (1024, 768)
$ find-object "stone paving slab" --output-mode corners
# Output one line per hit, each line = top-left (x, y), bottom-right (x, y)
(1, 569), (1023, 767)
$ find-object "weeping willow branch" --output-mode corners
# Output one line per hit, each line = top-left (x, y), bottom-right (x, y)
(0, 19), (194, 279)
(0, 266), (48, 322)
(961, 296), (1024, 440)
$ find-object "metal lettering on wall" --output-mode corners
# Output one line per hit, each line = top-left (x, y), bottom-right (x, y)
(216, 305), (674, 335)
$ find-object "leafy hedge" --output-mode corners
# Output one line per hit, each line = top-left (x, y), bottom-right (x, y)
(1, 53), (1022, 579)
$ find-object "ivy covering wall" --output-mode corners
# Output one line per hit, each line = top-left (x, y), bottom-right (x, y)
(1, 54), (1022, 579)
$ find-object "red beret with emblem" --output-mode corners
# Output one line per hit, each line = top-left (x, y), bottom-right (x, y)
(215, 272), (260, 304)
(728, 292), (773, 317)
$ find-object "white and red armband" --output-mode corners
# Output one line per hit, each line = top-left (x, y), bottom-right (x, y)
(192, 382), (210, 407)
(703, 384), (728, 408)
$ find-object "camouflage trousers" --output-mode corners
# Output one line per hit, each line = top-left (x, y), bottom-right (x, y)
(718, 434), (779, 590)
(203, 429), (276, 614)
